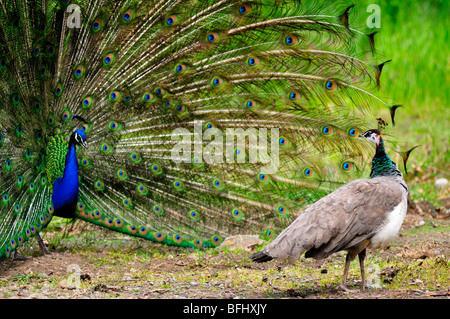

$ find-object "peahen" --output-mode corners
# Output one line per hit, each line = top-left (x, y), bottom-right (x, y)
(0, 0), (401, 258)
(251, 127), (409, 290)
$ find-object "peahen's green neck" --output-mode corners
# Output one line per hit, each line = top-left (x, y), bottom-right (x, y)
(370, 138), (402, 179)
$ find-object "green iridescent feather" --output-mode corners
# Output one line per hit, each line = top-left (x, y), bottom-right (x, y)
(46, 135), (69, 190)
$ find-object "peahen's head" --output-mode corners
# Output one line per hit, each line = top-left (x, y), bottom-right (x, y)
(359, 129), (382, 147)
(71, 129), (88, 149)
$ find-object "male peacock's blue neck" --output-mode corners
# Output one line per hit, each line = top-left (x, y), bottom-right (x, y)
(370, 138), (402, 179)
(51, 137), (80, 218)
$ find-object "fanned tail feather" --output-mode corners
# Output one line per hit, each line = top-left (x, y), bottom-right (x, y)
(0, 0), (398, 257)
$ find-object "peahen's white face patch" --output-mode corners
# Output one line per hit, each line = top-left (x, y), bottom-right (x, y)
(360, 130), (381, 146)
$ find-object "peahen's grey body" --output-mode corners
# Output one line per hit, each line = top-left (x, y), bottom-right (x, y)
(258, 176), (407, 261)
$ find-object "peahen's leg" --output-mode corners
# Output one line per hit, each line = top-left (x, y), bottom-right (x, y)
(338, 252), (358, 292)
(358, 249), (367, 289)
(36, 232), (50, 255)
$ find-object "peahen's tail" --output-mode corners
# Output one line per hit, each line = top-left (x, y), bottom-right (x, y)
(0, 0), (397, 257)
(251, 251), (273, 263)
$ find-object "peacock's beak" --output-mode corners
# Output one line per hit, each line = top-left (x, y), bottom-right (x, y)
(81, 141), (88, 149)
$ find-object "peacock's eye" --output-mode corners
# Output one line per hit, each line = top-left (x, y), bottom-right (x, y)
(324, 79), (337, 92)
(166, 15), (178, 26)
(284, 34), (299, 46)
(238, 4), (251, 15)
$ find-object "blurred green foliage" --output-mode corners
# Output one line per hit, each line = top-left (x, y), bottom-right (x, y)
(352, 0), (449, 193)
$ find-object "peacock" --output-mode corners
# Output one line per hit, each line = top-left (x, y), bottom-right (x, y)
(0, 0), (401, 259)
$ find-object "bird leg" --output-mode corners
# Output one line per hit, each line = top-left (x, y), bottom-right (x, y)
(339, 242), (370, 292)
(358, 248), (367, 289)
(36, 232), (51, 255)
(338, 251), (358, 292)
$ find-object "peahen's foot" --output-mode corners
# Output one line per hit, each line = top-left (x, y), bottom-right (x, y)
(36, 233), (51, 255)
(338, 283), (359, 293)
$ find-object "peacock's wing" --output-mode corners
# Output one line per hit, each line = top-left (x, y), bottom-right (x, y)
(1, 0), (392, 256)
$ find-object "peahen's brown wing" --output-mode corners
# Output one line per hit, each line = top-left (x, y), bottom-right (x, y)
(261, 176), (405, 260)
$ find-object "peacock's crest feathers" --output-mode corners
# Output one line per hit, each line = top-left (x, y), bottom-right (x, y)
(0, 0), (398, 258)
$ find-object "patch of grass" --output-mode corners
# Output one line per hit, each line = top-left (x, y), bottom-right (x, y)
(389, 258), (449, 290)
(405, 219), (450, 235)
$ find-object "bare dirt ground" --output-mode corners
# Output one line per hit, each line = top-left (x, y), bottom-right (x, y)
(0, 198), (448, 300)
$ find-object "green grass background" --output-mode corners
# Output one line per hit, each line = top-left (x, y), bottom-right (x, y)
(351, 0), (449, 202)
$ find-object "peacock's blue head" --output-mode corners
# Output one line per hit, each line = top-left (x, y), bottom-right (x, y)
(73, 129), (88, 149)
